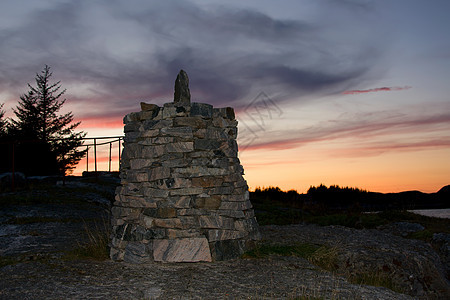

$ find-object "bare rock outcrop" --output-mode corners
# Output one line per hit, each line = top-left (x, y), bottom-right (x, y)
(262, 224), (450, 299)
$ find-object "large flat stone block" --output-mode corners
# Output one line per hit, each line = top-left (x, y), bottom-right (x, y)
(153, 238), (212, 262)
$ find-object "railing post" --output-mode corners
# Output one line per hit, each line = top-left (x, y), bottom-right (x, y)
(109, 142), (112, 172)
(118, 137), (122, 169)
(86, 146), (89, 173)
(94, 138), (97, 174)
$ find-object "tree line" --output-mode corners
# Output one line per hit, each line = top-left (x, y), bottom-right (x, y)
(0, 65), (86, 176)
(250, 184), (448, 212)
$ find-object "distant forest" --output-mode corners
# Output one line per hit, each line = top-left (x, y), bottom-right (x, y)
(250, 184), (450, 212)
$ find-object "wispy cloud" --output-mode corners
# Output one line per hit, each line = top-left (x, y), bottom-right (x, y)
(240, 107), (450, 156)
(342, 86), (412, 95)
(324, 138), (450, 158)
(0, 0), (386, 115)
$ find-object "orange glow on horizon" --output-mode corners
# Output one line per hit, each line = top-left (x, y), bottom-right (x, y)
(240, 146), (450, 194)
(77, 117), (123, 129)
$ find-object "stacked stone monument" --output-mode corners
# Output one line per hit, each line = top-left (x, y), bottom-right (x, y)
(110, 70), (260, 263)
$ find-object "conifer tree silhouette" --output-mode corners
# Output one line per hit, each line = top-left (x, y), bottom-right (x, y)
(10, 65), (86, 175)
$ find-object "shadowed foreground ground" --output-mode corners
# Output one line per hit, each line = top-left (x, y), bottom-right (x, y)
(0, 180), (448, 299)
(1, 250), (412, 299)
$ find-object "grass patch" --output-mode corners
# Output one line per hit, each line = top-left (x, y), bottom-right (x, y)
(255, 209), (304, 226)
(306, 213), (387, 229)
(64, 219), (110, 261)
(243, 242), (338, 272)
(307, 245), (339, 271)
(376, 210), (449, 242)
(0, 186), (85, 206)
(348, 271), (404, 294)
(5, 216), (79, 225)
(0, 178), (116, 207)
(24, 230), (44, 236)
(407, 229), (433, 241)
(253, 198), (449, 243)
(382, 210), (449, 230)
(253, 201), (304, 226)
(243, 243), (319, 259)
(253, 200), (386, 228)
(306, 210), (450, 242)
(243, 243), (404, 294)
(0, 256), (17, 268)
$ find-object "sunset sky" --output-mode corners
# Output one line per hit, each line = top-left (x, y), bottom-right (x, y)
(1, 0), (449, 193)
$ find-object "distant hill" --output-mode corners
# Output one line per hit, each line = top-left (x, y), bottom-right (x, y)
(438, 185), (450, 194)
(250, 185), (449, 212)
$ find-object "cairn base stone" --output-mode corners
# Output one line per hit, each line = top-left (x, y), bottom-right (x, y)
(153, 238), (211, 262)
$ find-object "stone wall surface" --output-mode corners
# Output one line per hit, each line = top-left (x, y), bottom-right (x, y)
(110, 75), (260, 262)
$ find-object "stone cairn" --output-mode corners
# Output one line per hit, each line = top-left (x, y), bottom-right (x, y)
(110, 70), (261, 263)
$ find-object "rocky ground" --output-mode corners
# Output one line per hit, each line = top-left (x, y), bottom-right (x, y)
(0, 179), (449, 299)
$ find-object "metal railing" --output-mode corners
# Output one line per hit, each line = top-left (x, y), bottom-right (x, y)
(0, 135), (124, 191)
(82, 136), (123, 173)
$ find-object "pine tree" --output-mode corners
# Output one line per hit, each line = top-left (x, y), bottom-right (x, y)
(0, 103), (6, 137)
(11, 65), (86, 175)
(0, 103), (11, 174)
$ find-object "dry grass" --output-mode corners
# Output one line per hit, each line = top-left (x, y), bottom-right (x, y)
(6, 216), (78, 225)
(64, 218), (110, 261)
(243, 242), (339, 273)
(0, 255), (17, 268)
(347, 271), (404, 294)
(243, 242), (406, 295)
(307, 245), (339, 271)
(242, 242), (325, 260)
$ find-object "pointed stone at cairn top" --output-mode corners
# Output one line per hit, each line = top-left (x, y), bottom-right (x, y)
(174, 70), (190, 104)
